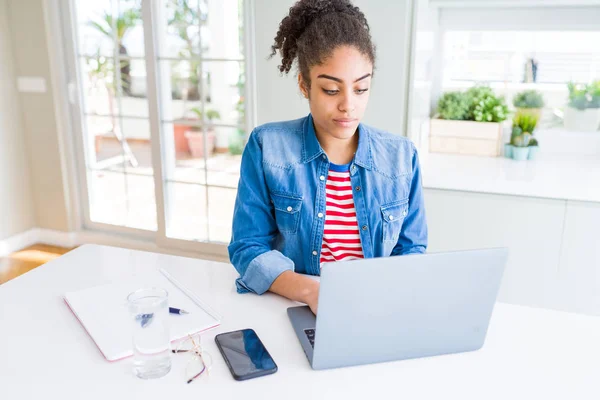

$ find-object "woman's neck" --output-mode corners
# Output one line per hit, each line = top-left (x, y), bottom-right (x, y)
(315, 127), (359, 165)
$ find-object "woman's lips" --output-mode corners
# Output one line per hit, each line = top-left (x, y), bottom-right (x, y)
(333, 118), (357, 128)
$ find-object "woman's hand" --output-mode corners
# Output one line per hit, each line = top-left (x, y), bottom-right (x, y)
(305, 283), (320, 315)
(269, 271), (320, 315)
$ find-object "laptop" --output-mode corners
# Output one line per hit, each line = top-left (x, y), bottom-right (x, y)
(287, 248), (508, 370)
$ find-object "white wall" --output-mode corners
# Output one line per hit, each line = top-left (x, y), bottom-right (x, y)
(0, 0), (36, 241)
(254, 0), (309, 125)
(6, 0), (70, 233)
(254, 0), (415, 135)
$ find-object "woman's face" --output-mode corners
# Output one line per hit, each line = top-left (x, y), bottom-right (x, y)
(299, 45), (373, 140)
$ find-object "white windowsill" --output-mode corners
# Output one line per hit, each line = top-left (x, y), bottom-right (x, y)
(419, 152), (600, 203)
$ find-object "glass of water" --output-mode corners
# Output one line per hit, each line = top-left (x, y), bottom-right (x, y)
(127, 287), (172, 379)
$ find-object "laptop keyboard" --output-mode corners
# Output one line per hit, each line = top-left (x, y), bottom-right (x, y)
(304, 328), (316, 348)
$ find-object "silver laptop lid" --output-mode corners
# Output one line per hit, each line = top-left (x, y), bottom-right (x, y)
(312, 248), (508, 370)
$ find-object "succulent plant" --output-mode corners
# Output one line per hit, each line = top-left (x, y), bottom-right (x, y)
(465, 85), (509, 122)
(528, 138), (539, 147)
(512, 133), (532, 148)
(513, 113), (538, 134)
(510, 126), (522, 146)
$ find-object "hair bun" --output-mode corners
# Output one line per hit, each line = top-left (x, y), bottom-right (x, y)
(270, 0), (374, 80)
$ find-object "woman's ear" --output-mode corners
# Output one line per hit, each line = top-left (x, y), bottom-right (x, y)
(298, 73), (309, 99)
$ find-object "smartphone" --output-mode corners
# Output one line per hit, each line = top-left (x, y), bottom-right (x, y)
(215, 328), (278, 381)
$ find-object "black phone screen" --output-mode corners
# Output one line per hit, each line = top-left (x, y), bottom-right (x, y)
(215, 329), (277, 380)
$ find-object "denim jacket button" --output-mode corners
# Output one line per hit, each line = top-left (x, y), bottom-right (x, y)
(319, 175), (325, 181)
(287, 206), (292, 212)
(362, 225), (368, 230)
(312, 250), (318, 256)
(389, 215), (394, 221)
(355, 186), (361, 191)
(317, 212), (323, 218)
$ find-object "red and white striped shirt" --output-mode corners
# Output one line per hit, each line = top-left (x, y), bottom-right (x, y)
(320, 163), (364, 265)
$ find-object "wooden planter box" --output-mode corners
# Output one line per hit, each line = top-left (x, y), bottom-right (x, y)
(429, 119), (504, 157)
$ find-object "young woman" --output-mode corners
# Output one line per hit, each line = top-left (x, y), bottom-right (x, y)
(228, 0), (427, 314)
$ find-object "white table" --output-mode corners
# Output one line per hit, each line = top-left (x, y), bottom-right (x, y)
(1, 245), (599, 399)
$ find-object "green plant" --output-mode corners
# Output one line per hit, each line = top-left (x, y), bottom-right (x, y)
(437, 86), (509, 122)
(167, 0), (207, 102)
(513, 90), (544, 109)
(568, 80), (600, 110)
(509, 126), (522, 146)
(513, 113), (539, 134)
(512, 133), (532, 148)
(528, 138), (539, 147)
(465, 85), (509, 122)
(589, 80), (600, 108)
(88, 7), (140, 94)
(437, 92), (469, 120)
(229, 68), (247, 155)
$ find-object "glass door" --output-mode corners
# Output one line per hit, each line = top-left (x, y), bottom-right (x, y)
(63, 0), (253, 255)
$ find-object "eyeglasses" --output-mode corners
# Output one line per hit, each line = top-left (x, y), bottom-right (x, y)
(172, 334), (213, 384)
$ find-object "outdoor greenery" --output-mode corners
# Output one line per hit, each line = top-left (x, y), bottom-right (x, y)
(88, 7), (140, 95)
(86, 1), (247, 155)
(167, 0), (208, 101)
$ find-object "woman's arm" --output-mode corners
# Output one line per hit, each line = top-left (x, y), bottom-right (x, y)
(229, 130), (318, 313)
(269, 271), (320, 314)
(228, 131), (295, 294)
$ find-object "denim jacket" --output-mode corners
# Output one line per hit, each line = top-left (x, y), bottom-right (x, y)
(228, 114), (427, 294)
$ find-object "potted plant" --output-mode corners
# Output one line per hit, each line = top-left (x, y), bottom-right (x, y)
(564, 81), (600, 132)
(512, 132), (532, 161)
(513, 89), (544, 120)
(167, 0), (208, 154)
(436, 91), (469, 121)
(527, 137), (539, 160)
(430, 85), (509, 157)
(504, 126), (520, 159)
(184, 108), (220, 158)
(505, 113), (538, 161)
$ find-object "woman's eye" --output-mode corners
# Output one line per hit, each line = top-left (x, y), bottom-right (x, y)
(322, 88), (369, 95)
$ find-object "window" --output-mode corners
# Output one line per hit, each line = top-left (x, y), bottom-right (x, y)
(68, 0), (251, 250)
(408, 4), (600, 152)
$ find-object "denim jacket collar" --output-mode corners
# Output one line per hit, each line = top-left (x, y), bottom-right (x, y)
(301, 114), (373, 170)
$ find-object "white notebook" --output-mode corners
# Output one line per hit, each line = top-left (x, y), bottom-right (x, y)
(63, 268), (221, 361)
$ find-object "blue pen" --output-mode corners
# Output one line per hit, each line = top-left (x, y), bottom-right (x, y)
(169, 307), (189, 315)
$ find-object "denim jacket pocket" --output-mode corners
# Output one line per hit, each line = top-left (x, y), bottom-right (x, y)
(381, 199), (409, 242)
(270, 191), (303, 234)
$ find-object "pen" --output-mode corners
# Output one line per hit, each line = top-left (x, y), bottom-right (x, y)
(169, 307), (189, 315)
